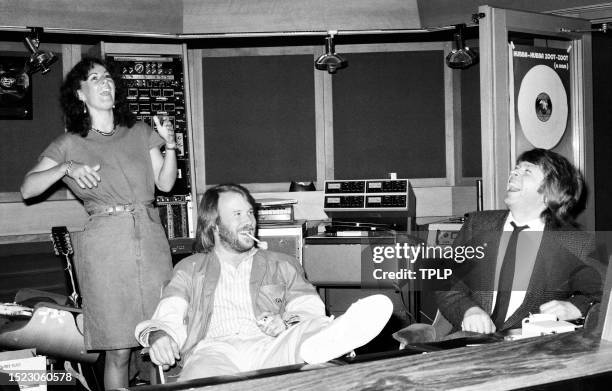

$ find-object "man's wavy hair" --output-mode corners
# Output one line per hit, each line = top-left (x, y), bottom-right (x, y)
(517, 148), (585, 226)
(60, 57), (135, 136)
(195, 184), (257, 253)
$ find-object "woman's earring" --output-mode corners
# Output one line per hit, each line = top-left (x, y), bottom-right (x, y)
(83, 104), (87, 114)
(112, 104), (115, 109)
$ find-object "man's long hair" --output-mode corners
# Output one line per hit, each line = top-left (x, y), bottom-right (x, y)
(517, 148), (584, 226)
(60, 57), (135, 136)
(195, 184), (257, 253)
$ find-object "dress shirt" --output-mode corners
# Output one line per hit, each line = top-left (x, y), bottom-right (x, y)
(206, 249), (265, 339)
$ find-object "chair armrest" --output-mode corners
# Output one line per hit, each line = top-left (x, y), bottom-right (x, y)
(14, 288), (69, 306)
(32, 302), (82, 314)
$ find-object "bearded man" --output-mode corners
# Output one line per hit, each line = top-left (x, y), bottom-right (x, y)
(135, 183), (392, 380)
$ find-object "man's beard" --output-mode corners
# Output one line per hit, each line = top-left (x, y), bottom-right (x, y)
(217, 222), (254, 253)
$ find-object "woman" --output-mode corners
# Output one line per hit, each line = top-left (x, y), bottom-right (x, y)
(21, 57), (176, 389)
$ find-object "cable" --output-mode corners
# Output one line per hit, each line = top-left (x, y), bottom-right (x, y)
(391, 281), (416, 324)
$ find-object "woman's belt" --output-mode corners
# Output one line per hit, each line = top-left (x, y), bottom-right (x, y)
(86, 202), (153, 215)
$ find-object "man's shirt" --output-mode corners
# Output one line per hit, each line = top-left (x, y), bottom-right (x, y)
(206, 250), (265, 339)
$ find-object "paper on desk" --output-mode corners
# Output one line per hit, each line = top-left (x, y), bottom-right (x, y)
(0, 354), (46, 391)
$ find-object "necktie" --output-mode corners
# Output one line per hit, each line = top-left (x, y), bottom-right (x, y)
(491, 221), (529, 329)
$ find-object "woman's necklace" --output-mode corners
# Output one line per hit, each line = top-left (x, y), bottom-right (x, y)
(90, 125), (117, 136)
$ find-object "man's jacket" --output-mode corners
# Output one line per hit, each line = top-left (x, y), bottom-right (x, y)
(436, 210), (603, 331)
(135, 249), (324, 364)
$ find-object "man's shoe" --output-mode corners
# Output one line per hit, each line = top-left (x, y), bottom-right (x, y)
(299, 294), (393, 364)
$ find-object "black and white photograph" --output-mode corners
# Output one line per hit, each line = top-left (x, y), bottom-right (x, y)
(1, 2), (612, 391)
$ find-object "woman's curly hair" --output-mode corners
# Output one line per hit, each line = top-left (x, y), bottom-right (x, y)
(60, 57), (135, 136)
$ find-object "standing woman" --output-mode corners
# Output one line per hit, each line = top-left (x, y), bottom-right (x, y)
(21, 57), (176, 389)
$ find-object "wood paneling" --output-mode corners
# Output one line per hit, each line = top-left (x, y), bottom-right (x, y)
(418, 0), (608, 28)
(0, 0), (181, 34)
(183, 0), (420, 34)
(0, 200), (88, 237)
(1, 0), (607, 38)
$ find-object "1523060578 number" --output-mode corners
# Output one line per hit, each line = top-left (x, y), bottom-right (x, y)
(2, 370), (75, 385)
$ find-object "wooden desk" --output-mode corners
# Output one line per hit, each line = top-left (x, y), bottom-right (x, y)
(134, 330), (612, 390)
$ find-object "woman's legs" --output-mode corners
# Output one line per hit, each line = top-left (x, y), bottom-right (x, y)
(104, 348), (131, 389)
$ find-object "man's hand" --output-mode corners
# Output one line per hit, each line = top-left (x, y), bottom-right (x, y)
(148, 330), (180, 369)
(539, 300), (581, 321)
(256, 312), (286, 337)
(461, 306), (496, 334)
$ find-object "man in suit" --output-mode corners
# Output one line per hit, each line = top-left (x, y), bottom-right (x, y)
(436, 148), (602, 334)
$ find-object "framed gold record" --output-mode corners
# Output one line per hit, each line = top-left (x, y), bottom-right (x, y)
(516, 64), (568, 150)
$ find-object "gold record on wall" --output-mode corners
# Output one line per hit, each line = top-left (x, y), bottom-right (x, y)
(516, 64), (568, 149)
(511, 44), (572, 162)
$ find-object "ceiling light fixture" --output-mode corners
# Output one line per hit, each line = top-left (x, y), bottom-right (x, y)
(445, 24), (478, 69)
(23, 27), (58, 75)
(315, 31), (347, 74)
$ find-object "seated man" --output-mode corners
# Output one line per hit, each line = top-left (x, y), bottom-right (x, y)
(135, 184), (392, 380)
(436, 148), (602, 335)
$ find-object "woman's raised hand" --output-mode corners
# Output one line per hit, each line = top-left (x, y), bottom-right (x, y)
(153, 115), (175, 145)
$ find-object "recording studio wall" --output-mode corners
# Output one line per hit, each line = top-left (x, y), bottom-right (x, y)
(200, 47), (483, 185)
(1, 37), (484, 239)
(202, 54), (317, 184)
(592, 32), (612, 231)
(332, 50), (446, 179)
(0, 47), (64, 194)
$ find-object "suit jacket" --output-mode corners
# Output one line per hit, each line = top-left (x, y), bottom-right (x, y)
(436, 210), (602, 331)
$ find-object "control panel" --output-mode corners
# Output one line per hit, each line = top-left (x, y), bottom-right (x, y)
(324, 179), (412, 211)
(324, 195), (364, 209)
(325, 181), (365, 194)
(108, 54), (193, 240)
(323, 179), (416, 231)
